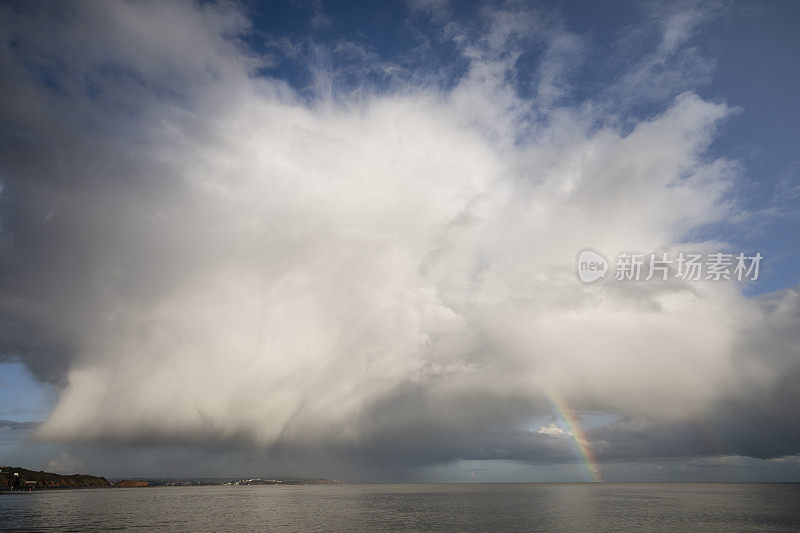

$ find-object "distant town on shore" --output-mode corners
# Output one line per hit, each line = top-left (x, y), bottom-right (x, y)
(1, 466), (342, 491)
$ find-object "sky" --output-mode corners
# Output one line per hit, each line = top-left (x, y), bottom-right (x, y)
(0, 0), (799, 482)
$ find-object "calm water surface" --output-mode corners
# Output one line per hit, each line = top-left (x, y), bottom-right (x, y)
(2, 483), (799, 532)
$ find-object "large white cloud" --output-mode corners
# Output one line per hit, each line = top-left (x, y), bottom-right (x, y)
(0, 0), (797, 468)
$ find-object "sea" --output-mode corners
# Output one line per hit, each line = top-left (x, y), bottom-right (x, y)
(1, 483), (799, 531)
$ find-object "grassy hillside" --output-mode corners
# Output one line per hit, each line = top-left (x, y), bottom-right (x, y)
(0, 466), (112, 489)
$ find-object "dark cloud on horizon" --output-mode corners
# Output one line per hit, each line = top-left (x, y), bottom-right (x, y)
(0, 420), (41, 431)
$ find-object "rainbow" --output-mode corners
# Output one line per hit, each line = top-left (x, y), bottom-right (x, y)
(545, 390), (601, 482)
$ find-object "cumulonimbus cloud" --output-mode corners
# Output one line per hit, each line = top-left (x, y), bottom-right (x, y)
(0, 0), (797, 468)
